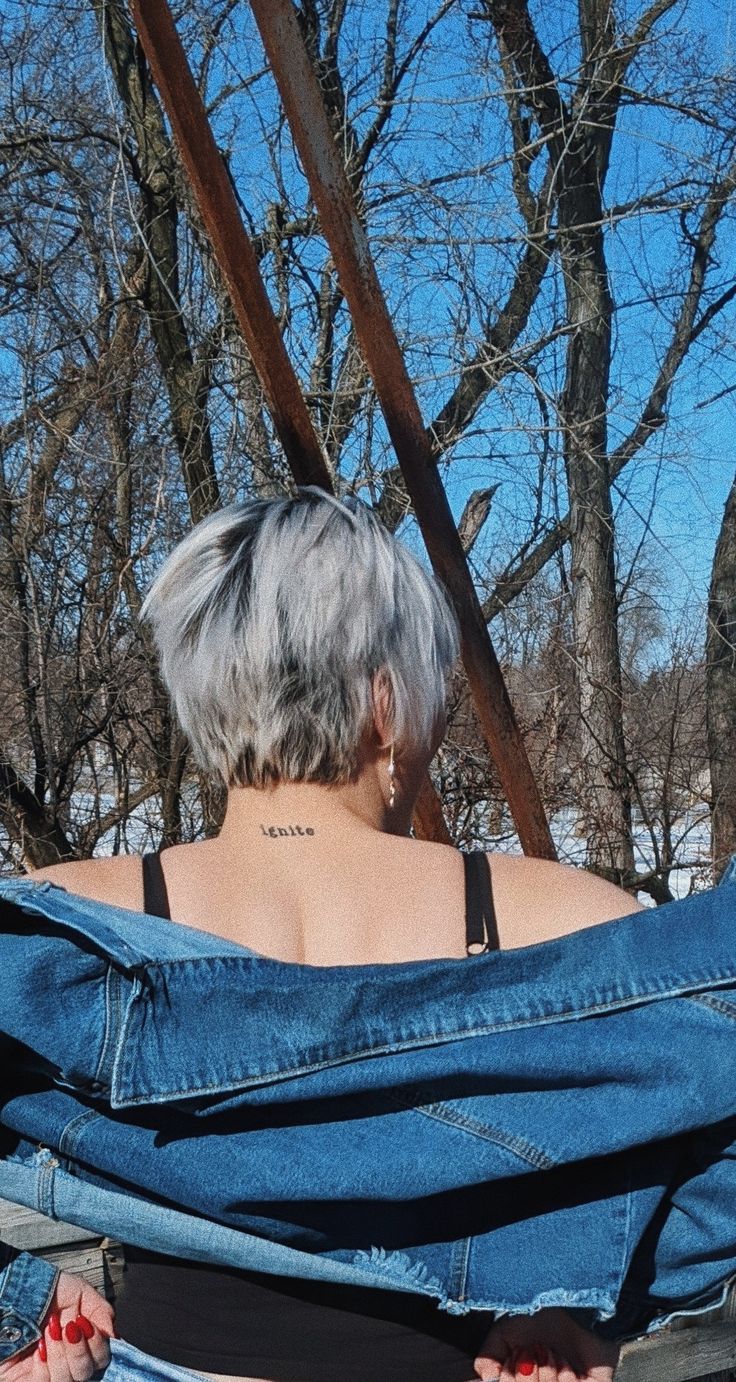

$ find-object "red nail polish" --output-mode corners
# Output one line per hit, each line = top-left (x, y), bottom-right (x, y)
(76, 1315), (94, 1339)
(47, 1312), (62, 1342)
(65, 1321), (82, 1344)
(37, 1338), (47, 1362)
(517, 1357), (536, 1377)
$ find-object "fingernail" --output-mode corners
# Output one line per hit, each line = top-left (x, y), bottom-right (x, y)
(65, 1321), (82, 1344)
(76, 1315), (94, 1339)
(37, 1338), (47, 1362)
(47, 1312), (62, 1342)
(517, 1355), (536, 1377)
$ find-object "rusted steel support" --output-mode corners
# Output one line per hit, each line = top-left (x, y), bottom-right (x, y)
(129, 0), (331, 490)
(126, 0), (452, 846)
(249, 0), (556, 859)
(413, 773), (453, 847)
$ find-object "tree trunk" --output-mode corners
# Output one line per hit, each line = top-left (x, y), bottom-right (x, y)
(706, 472), (736, 882)
(93, 0), (219, 524)
(482, 0), (634, 880)
(558, 196), (634, 882)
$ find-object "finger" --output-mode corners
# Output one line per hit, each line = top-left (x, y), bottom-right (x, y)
(499, 1350), (519, 1382)
(17, 1343), (50, 1382)
(536, 1344), (560, 1382)
(77, 1288), (115, 1339)
(584, 1346), (620, 1382)
(474, 1353), (505, 1381)
(11, 1339), (51, 1382)
(59, 1322), (95, 1382)
(29, 1344), (51, 1382)
(74, 1318), (110, 1375)
(553, 1352), (578, 1382)
(557, 1348), (585, 1382)
(512, 1347), (539, 1379)
(43, 1314), (73, 1382)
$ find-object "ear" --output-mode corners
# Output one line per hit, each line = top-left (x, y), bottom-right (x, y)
(370, 669), (394, 749)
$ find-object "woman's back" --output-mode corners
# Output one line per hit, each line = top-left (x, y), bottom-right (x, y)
(32, 828), (641, 966)
(28, 834), (640, 1382)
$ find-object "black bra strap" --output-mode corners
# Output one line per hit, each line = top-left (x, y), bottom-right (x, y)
(463, 851), (499, 954)
(142, 850), (171, 919)
(142, 847), (497, 950)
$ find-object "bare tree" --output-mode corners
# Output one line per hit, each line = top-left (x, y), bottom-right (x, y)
(1, 0), (734, 894)
(707, 473), (736, 882)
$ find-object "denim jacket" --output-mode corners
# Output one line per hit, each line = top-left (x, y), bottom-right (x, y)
(1, 871), (735, 1364)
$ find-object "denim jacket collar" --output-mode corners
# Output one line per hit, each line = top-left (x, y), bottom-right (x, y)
(2, 875), (736, 1110)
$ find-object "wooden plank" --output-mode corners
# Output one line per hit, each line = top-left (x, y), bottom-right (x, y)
(0, 1196), (96, 1250)
(29, 1242), (109, 1299)
(696, 1279), (736, 1382)
(616, 1319), (736, 1382)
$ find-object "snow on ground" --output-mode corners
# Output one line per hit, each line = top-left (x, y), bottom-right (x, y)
(2, 790), (714, 898)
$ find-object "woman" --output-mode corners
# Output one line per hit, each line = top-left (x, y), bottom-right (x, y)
(7, 488), (632, 1382)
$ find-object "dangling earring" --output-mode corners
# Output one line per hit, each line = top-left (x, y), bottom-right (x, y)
(387, 742), (396, 809)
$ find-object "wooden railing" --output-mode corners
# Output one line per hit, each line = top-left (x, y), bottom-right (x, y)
(2, 1197), (734, 1381)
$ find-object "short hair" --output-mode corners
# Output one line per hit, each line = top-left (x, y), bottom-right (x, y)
(140, 487), (460, 788)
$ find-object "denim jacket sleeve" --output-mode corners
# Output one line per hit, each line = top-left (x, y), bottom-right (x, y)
(646, 863), (736, 1322)
(594, 861), (736, 1340)
(0, 1060), (60, 1363)
(0, 1245), (58, 1363)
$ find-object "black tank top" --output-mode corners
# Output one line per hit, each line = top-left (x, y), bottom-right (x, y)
(114, 849), (499, 1380)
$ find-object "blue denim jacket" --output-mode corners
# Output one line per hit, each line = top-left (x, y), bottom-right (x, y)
(1, 872), (736, 1364)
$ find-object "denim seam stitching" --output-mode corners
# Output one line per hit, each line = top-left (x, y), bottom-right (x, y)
(688, 992), (736, 1019)
(58, 1109), (102, 1161)
(450, 1235), (472, 1301)
(614, 1152), (636, 1299)
(94, 966), (119, 1088)
(36, 1159), (56, 1219)
(400, 1100), (555, 1169)
(383, 1085), (555, 1164)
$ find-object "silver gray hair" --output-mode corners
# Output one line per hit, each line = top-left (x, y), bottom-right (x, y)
(140, 487), (460, 788)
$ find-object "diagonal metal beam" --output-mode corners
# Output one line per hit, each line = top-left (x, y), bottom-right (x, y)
(248, 0), (556, 860)
(126, 0), (453, 845)
(128, 0), (330, 490)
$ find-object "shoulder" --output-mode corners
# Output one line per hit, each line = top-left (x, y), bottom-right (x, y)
(30, 854), (144, 910)
(486, 853), (645, 947)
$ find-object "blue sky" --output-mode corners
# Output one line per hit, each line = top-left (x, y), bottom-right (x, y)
(2, 0), (735, 657)
(216, 0), (736, 641)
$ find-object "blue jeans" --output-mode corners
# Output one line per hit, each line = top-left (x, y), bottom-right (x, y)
(103, 1338), (211, 1381)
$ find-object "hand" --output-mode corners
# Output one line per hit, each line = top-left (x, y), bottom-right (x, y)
(0, 1269), (116, 1381)
(474, 1306), (621, 1382)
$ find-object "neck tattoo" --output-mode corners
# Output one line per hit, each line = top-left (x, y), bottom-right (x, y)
(260, 824), (315, 838)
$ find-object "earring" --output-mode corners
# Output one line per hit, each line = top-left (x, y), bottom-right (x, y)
(387, 742), (396, 809)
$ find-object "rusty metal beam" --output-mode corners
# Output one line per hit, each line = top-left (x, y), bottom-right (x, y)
(126, 0), (453, 846)
(129, 0), (331, 490)
(248, 0), (556, 860)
